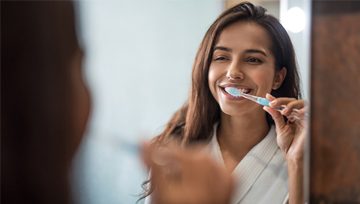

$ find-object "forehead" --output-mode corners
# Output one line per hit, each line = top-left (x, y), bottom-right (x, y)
(216, 21), (272, 53)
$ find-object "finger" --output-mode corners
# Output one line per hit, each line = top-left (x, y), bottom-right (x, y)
(291, 109), (305, 120)
(269, 97), (295, 107)
(141, 142), (182, 175)
(287, 111), (307, 128)
(266, 94), (287, 110)
(140, 143), (168, 185)
(285, 100), (305, 111)
(283, 103), (307, 119)
(151, 149), (185, 190)
(275, 99), (304, 117)
(140, 140), (178, 168)
(263, 106), (286, 129)
(293, 108), (308, 120)
(287, 114), (299, 123)
(266, 93), (276, 101)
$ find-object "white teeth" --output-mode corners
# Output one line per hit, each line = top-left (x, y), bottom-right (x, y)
(221, 86), (251, 94)
(239, 88), (250, 94)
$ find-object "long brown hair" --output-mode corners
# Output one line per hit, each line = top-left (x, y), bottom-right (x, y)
(156, 2), (300, 146)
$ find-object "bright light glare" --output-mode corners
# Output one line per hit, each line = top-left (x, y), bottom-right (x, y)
(282, 7), (306, 33)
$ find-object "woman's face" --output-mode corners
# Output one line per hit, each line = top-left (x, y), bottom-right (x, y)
(208, 21), (285, 116)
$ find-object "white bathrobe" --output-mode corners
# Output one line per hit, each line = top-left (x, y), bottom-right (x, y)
(208, 124), (289, 204)
(144, 124), (289, 204)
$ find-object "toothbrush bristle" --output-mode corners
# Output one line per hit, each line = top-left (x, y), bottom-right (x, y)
(225, 87), (241, 97)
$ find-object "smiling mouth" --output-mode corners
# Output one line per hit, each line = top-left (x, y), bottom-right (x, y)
(219, 85), (252, 95)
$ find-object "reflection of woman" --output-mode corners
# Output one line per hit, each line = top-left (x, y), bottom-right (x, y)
(142, 2), (306, 204)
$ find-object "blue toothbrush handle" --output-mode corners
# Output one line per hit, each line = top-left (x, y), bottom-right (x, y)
(257, 97), (284, 111)
(257, 97), (271, 106)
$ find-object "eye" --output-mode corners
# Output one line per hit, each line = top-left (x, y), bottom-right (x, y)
(245, 57), (263, 64)
(213, 56), (229, 62)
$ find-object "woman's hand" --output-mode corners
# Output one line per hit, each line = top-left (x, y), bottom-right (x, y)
(141, 142), (234, 204)
(263, 93), (307, 204)
(263, 93), (307, 162)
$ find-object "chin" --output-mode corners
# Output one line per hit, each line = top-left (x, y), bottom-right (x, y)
(219, 104), (241, 116)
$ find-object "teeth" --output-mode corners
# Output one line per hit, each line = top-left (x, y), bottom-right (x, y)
(239, 88), (250, 94)
(222, 86), (251, 95)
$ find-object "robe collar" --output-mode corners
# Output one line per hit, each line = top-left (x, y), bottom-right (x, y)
(208, 124), (279, 203)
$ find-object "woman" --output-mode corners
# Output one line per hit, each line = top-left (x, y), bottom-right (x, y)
(1, 2), (90, 203)
(142, 2), (306, 204)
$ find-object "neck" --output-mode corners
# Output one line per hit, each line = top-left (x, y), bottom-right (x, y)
(217, 108), (270, 171)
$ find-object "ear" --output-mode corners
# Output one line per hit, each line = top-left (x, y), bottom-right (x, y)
(272, 67), (287, 90)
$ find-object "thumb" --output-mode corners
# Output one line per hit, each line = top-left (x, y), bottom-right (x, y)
(263, 106), (286, 129)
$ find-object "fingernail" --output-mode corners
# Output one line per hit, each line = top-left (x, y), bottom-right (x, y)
(269, 101), (276, 106)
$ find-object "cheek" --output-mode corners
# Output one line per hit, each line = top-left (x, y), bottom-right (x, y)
(208, 66), (219, 97)
(251, 70), (275, 91)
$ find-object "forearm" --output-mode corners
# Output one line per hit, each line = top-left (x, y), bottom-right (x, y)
(287, 159), (304, 204)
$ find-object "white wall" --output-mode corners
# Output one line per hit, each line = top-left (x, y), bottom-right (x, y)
(72, 1), (222, 204)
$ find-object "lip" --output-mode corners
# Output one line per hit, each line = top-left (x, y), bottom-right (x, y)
(218, 82), (252, 89)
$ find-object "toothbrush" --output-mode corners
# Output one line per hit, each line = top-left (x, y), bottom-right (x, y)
(225, 87), (284, 110)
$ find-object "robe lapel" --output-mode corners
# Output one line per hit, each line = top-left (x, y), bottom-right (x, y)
(208, 125), (280, 203)
(231, 126), (278, 203)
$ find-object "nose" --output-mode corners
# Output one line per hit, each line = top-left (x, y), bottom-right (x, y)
(226, 62), (244, 80)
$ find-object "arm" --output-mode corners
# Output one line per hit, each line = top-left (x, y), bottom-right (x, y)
(263, 93), (307, 204)
(288, 158), (304, 204)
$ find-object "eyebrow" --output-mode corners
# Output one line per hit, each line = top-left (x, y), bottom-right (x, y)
(213, 46), (232, 52)
(245, 49), (268, 57)
(213, 46), (268, 57)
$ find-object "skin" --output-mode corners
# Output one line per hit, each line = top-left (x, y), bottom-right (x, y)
(141, 143), (234, 204)
(265, 95), (306, 204)
(208, 21), (305, 204)
(142, 21), (306, 204)
(208, 21), (287, 172)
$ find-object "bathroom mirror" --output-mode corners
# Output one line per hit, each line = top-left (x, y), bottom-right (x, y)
(72, 0), (311, 203)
